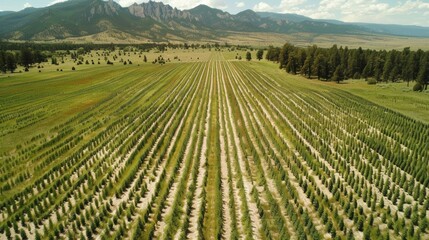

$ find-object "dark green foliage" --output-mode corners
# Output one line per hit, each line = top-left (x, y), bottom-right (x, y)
(20, 48), (33, 67)
(267, 42), (428, 87)
(367, 78), (377, 85)
(256, 49), (263, 61)
(357, 217), (364, 231)
(417, 53), (429, 90)
(266, 46), (280, 62)
(413, 82), (423, 92)
(5, 52), (17, 73)
(332, 65), (344, 83)
(20, 229), (27, 240)
(246, 51), (252, 61)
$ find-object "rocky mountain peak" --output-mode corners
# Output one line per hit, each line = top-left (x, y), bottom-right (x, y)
(128, 1), (192, 21)
(85, 0), (121, 20)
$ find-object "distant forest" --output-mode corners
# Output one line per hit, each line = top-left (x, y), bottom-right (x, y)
(1, 41), (428, 91)
(266, 44), (429, 91)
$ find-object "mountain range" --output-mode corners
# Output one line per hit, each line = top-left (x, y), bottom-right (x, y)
(1, 0), (429, 43)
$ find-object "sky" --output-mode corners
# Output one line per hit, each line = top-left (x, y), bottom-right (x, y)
(1, 0), (429, 27)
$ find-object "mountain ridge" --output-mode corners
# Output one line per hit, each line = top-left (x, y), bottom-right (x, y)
(0, 0), (428, 42)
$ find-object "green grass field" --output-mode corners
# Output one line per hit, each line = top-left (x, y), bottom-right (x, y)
(329, 80), (429, 124)
(253, 61), (429, 124)
(0, 50), (428, 240)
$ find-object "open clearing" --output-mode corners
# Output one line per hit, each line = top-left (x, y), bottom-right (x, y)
(0, 51), (428, 239)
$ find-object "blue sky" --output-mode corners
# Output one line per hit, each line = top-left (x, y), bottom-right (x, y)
(1, 0), (429, 26)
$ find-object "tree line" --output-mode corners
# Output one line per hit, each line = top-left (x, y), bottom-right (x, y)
(266, 43), (429, 91)
(0, 48), (48, 73)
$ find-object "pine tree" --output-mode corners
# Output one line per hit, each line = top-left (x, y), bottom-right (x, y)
(417, 53), (429, 90)
(286, 54), (297, 74)
(279, 43), (295, 68)
(266, 46), (280, 62)
(382, 51), (395, 82)
(301, 45), (317, 78)
(256, 49), (263, 61)
(133, 217), (144, 240)
(6, 52), (17, 73)
(21, 48), (34, 68)
(313, 52), (327, 80)
(246, 51), (252, 61)
(0, 51), (6, 73)
(332, 65), (344, 83)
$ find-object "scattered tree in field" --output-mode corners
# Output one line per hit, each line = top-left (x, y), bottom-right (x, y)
(256, 49), (263, 61)
(21, 48), (34, 68)
(246, 51), (252, 61)
(51, 57), (58, 65)
(33, 50), (46, 64)
(6, 52), (17, 73)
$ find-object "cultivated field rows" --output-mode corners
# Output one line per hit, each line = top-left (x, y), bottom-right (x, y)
(0, 53), (428, 239)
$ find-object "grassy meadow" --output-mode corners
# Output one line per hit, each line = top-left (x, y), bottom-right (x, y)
(251, 60), (429, 124)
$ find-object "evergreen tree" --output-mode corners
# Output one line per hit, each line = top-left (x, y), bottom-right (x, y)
(133, 217), (144, 240)
(417, 53), (429, 90)
(256, 49), (264, 61)
(374, 56), (385, 82)
(301, 45), (317, 78)
(279, 43), (295, 68)
(382, 50), (396, 82)
(246, 51), (252, 61)
(402, 50), (415, 86)
(0, 50), (6, 73)
(6, 52), (17, 73)
(266, 46), (280, 62)
(21, 48), (34, 68)
(286, 54), (298, 74)
(362, 59), (373, 80)
(329, 45), (341, 77)
(332, 65), (344, 83)
(33, 50), (46, 64)
(313, 52), (328, 80)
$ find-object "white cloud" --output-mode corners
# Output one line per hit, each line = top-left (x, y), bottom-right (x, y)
(253, 2), (274, 12)
(272, 0), (428, 26)
(48, 0), (68, 6)
(23, 2), (32, 8)
(280, 0), (306, 8)
(236, 2), (245, 8)
(117, 0), (141, 7)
